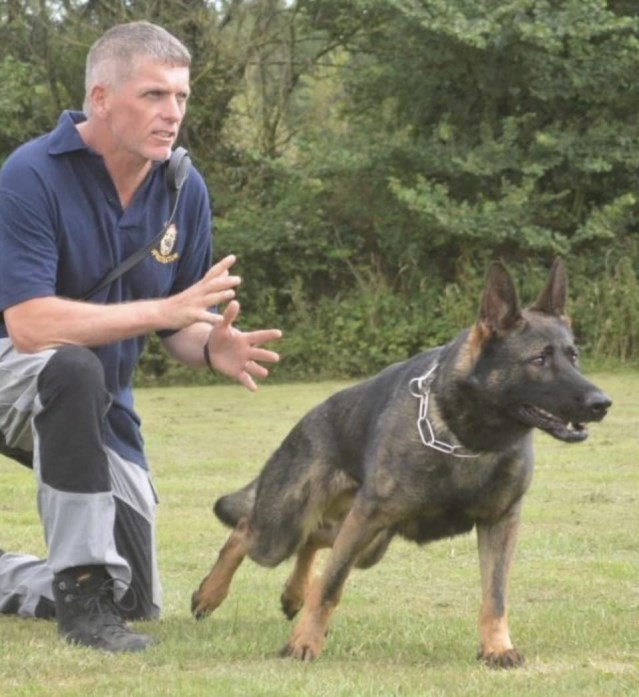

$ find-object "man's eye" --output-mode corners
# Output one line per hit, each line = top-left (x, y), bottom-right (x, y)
(531, 355), (546, 367)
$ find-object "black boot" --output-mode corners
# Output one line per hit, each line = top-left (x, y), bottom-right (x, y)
(52, 566), (155, 652)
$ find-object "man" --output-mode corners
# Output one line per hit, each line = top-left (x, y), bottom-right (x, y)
(0, 21), (281, 652)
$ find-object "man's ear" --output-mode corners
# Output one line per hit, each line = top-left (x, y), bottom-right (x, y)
(87, 84), (109, 118)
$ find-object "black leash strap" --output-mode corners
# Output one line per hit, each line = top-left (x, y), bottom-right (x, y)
(81, 147), (192, 301)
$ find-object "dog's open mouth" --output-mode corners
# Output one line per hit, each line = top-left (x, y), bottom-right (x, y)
(518, 405), (588, 443)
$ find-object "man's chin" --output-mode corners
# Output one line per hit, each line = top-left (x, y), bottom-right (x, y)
(152, 149), (173, 163)
(146, 142), (174, 162)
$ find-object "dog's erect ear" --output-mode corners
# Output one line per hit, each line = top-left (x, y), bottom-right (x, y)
(477, 261), (521, 334)
(529, 257), (567, 317)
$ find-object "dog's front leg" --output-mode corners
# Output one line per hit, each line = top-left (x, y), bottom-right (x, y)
(191, 518), (250, 619)
(476, 505), (525, 668)
(280, 524), (338, 620)
(280, 501), (383, 661)
(280, 542), (318, 620)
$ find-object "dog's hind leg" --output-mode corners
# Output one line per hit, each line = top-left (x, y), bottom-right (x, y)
(280, 500), (386, 661)
(191, 518), (250, 620)
(476, 505), (525, 669)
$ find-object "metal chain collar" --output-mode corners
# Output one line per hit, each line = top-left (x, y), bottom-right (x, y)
(409, 363), (480, 459)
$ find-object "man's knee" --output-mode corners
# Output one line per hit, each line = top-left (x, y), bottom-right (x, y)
(38, 345), (107, 400)
(35, 346), (111, 493)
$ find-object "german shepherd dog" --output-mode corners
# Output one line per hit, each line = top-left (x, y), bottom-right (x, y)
(191, 259), (611, 668)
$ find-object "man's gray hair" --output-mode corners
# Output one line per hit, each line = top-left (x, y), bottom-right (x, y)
(83, 21), (191, 114)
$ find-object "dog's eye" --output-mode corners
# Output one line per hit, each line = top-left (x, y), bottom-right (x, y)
(531, 345), (554, 367)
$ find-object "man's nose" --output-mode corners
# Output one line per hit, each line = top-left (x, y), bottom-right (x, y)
(163, 96), (184, 122)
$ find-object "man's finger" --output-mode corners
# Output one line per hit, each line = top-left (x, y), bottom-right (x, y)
(244, 328), (283, 345)
(238, 371), (258, 392)
(205, 312), (224, 325)
(248, 348), (280, 364)
(209, 254), (236, 276)
(221, 300), (241, 328)
(245, 360), (269, 378)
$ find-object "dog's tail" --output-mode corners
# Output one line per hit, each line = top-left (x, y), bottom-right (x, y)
(213, 477), (259, 528)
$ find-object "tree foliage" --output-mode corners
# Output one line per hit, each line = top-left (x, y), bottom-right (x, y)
(2, 0), (639, 380)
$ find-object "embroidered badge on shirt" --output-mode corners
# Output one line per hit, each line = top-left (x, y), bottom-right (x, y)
(152, 223), (180, 264)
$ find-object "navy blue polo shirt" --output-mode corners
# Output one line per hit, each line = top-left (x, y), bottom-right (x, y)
(0, 111), (213, 468)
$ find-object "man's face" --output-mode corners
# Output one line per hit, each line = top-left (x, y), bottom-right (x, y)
(101, 55), (190, 163)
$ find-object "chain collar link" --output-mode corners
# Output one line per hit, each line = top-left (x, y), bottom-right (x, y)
(409, 363), (480, 459)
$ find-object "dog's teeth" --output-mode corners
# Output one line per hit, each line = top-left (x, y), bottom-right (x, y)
(527, 405), (562, 423)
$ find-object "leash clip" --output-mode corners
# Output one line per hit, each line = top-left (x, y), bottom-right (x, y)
(409, 363), (480, 459)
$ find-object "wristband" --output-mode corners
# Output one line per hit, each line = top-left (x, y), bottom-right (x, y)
(203, 342), (214, 371)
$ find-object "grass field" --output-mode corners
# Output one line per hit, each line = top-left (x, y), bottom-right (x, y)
(1, 373), (637, 696)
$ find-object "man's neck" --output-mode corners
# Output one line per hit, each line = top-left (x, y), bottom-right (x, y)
(75, 120), (152, 209)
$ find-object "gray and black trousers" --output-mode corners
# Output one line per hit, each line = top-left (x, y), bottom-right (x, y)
(0, 339), (161, 620)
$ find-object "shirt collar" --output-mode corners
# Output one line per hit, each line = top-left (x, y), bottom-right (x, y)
(48, 110), (91, 156)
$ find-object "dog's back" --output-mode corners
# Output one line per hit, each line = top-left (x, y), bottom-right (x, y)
(214, 355), (439, 564)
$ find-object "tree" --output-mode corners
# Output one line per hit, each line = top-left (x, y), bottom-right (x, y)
(3, 0), (639, 375)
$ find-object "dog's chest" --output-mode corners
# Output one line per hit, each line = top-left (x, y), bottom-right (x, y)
(395, 452), (532, 544)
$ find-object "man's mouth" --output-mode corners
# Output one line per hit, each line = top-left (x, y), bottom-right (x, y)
(152, 131), (176, 142)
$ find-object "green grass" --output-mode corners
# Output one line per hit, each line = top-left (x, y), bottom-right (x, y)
(1, 374), (638, 696)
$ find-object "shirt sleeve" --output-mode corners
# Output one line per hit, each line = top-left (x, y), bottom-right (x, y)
(0, 158), (58, 313)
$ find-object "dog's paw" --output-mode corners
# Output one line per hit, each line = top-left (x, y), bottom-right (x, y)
(279, 640), (321, 662)
(279, 626), (326, 662)
(478, 647), (526, 669)
(280, 592), (303, 620)
(190, 590), (212, 621)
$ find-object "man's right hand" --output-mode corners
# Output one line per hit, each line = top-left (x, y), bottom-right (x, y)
(163, 254), (241, 329)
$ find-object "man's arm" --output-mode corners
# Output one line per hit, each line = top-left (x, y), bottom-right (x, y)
(3, 255), (240, 353)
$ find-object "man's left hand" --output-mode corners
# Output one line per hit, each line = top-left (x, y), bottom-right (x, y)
(207, 300), (282, 392)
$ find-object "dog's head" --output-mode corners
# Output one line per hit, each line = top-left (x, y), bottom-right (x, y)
(465, 258), (611, 443)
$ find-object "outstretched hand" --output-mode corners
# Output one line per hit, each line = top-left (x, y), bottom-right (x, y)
(207, 300), (282, 392)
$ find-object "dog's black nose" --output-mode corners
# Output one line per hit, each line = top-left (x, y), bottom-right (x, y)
(586, 392), (612, 420)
